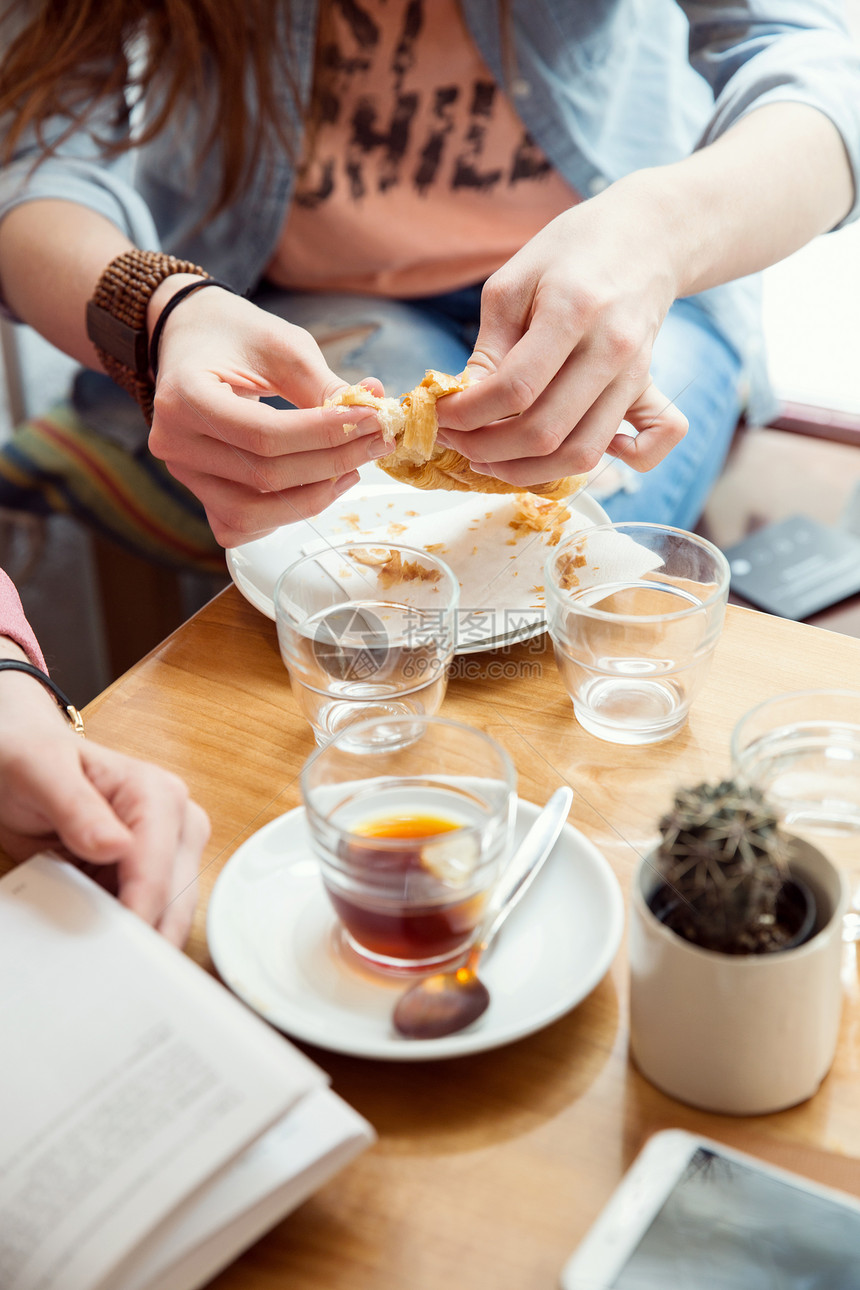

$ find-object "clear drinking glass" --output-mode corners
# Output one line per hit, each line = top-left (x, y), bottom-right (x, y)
(275, 541), (459, 748)
(731, 689), (860, 942)
(300, 714), (517, 973)
(545, 522), (730, 745)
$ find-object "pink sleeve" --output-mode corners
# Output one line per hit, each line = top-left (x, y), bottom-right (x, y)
(0, 569), (47, 671)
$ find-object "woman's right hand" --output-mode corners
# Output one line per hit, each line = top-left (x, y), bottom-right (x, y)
(147, 284), (388, 547)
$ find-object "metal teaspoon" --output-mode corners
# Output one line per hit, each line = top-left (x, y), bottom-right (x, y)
(392, 785), (574, 1040)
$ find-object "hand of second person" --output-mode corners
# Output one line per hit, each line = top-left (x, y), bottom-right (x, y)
(148, 288), (389, 547)
(0, 667), (210, 948)
(436, 185), (689, 486)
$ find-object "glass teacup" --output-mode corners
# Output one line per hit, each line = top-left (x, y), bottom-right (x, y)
(300, 714), (517, 973)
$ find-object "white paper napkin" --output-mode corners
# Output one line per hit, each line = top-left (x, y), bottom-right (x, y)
(302, 492), (597, 615)
(563, 527), (665, 588)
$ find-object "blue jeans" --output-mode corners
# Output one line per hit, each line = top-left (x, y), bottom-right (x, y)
(255, 283), (743, 531)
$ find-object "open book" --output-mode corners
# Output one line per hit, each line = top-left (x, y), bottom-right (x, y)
(0, 854), (374, 1290)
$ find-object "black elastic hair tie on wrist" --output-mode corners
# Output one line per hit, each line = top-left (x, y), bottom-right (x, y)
(148, 277), (238, 382)
(0, 660), (85, 735)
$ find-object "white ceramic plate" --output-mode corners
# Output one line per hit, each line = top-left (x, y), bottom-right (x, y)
(225, 465), (609, 654)
(206, 799), (624, 1062)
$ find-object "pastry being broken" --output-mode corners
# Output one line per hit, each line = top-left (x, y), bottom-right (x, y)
(325, 369), (585, 501)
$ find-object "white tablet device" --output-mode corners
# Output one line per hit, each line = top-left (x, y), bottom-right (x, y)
(560, 1129), (860, 1289)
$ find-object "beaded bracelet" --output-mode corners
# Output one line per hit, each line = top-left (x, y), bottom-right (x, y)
(86, 249), (210, 423)
(0, 660), (85, 735)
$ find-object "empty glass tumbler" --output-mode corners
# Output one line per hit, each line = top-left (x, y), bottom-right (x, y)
(276, 541), (459, 748)
(732, 689), (860, 942)
(545, 522), (730, 745)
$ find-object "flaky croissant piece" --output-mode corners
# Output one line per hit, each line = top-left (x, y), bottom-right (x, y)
(324, 370), (585, 501)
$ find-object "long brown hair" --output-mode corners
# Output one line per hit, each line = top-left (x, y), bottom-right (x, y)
(0, 0), (302, 216)
(0, 0), (513, 218)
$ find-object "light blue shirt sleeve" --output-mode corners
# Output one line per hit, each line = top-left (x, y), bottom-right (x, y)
(0, 151), (159, 247)
(681, 1), (860, 226)
(0, 109), (161, 319)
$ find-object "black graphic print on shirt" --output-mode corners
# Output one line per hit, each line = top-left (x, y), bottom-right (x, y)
(296, 0), (552, 208)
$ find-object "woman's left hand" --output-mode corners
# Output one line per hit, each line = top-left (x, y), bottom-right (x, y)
(436, 181), (689, 485)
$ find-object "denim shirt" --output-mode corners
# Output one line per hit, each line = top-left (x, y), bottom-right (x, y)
(2, 0), (859, 422)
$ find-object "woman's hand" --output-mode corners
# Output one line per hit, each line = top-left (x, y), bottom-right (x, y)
(148, 285), (388, 547)
(0, 663), (210, 946)
(436, 179), (689, 487)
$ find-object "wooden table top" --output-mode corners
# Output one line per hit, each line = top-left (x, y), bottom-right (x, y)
(83, 589), (860, 1289)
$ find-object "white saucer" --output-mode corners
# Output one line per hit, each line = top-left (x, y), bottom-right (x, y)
(206, 799), (624, 1061)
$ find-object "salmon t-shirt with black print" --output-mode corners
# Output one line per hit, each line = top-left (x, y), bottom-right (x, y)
(267, 0), (579, 299)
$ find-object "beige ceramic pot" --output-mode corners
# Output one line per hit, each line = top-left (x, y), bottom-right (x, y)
(629, 839), (847, 1115)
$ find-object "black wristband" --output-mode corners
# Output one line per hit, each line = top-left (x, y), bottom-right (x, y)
(0, 660), (85, 735)
(148, 277), (238, 382)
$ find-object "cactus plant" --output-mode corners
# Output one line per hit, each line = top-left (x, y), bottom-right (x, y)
(651, 779), (809, 954)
